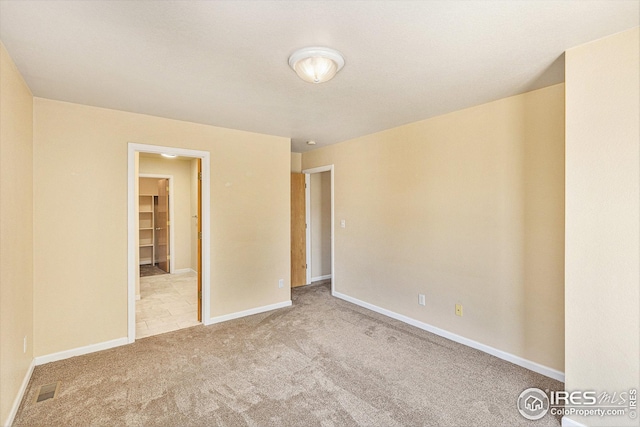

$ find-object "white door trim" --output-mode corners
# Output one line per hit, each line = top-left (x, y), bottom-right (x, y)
(138, 173), (175, 274)
(304, 173), (311, 285)
(302, 165), (335, 295)
(128, 143), (211, 343)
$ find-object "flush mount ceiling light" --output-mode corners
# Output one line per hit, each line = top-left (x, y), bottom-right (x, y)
(306, 140), (316, 146)
(161, 153), (177, 158)
(288, 47), (345, 84)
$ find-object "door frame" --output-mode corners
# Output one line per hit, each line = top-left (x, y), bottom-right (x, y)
(304, 174), (311, 285)
(138, 174), (175, 274)
(127, 143), (211, 343)
(302, 165), (335, 295)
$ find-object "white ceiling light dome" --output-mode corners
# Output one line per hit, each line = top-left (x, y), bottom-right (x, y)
(288, 47), (345, 84)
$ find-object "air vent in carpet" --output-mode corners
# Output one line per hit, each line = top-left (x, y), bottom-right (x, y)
(34, 382), (60, 403)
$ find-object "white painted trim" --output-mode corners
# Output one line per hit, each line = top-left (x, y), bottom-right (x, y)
(3, 359), (35, 427)
(34, 337), (128, 366)
(205, 300), (292, 325)
(304, 173), (311, 285)
(128, 143), (211, 344)
(330, 167), (334, 295)
(172, 268), (193, 275)
(561, 417), (587, 427)
(302, 165), (335, 295)
(138, 173), (175, 274)
(311, 274), (332, 282)
(333, 291), (565, 382)
(201, 153), (212, 325)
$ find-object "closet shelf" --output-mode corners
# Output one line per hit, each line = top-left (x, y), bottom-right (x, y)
(139, 194), (155, 266)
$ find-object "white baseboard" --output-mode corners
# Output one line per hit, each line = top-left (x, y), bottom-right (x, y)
(205, 300), (292, 326)
(562, 416), (587, 427)
(3, 358), (35, 427)
(311, 274), (332, 282)
(333, 291), (565, 382)
(172, 268), (195, 275)
(34, 337), (128, 366)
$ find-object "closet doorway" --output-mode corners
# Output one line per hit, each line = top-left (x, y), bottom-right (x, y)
(136, 155), (200, 339)
(127, 143), (211, 343)
(138, 176), (172, 276)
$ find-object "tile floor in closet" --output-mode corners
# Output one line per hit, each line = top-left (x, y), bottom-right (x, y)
(136, 271), (200, 339)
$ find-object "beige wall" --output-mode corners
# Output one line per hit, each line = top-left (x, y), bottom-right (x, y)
(302, 84), (565, 371)
(0, 42), (34, 425)
(310, 171), (331, 279)
(33, 98), (291, 357)
(138, 177), (159, 195)
(139, 157), (194, 271)
(291, 152), (302, 172)
(565, 27), (639, 427)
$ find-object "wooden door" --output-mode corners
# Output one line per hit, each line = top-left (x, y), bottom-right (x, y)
(156, 179), (170, 272)
(197, 159), (202, 322)
(291, 173), (307, 287)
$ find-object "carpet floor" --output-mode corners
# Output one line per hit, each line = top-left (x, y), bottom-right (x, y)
(14, 282), (562, 426)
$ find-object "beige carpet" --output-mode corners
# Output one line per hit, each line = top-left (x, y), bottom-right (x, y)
(14, 282), (562, 426)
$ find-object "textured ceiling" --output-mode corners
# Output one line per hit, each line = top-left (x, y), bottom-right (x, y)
(1, 1), (638, 152)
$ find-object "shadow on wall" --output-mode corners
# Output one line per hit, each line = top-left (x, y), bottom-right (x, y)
(524, 53), (565, 93)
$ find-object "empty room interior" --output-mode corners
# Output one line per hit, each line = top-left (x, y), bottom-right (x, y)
(0, 2), (638, 427)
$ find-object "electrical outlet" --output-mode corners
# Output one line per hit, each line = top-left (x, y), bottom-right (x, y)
(340, 219), (346, 228)
(455, 304), (463, 317)
(278, 279), (284, 289)
(418, 294), (426, 306)
(23, 336), (27, 353)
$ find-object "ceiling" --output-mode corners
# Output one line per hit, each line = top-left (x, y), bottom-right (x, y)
(1, 1), (638, 152)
